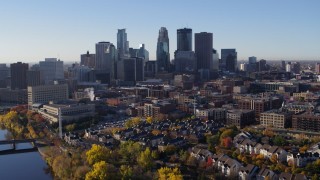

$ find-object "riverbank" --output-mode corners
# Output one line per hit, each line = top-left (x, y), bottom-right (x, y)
(0, 128), (52, 179)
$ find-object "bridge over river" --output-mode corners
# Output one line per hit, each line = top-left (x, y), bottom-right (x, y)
(0, 138), (43, 155)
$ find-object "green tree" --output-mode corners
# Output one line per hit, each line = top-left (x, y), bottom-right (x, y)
(157, 167), (183, 180)
(119, 141), (142, 163)
(137, 148), (154, 171)
(312, 174), (319, 180)
(179, 150), (189, 163)
(120, 165), (133, 180)
(86, 144), (112, 166)
(85, 161), (108, 180)
(65, 124), (76, 132)
(273, 136), (286, 146)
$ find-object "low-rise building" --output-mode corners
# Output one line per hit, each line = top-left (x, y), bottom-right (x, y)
(196, 108), (226, 122)
(28, 83), (68, 109)
(292, 112), (320, 132)
(0, 88), (27, 104)
(226, 109), (255, 128)
(260, 109), (292, 128)
(39, 102), (95, 123)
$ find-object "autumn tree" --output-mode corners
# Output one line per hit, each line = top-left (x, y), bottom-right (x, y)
(85, 161), (108, 180)
(221, 137), (232, 148)
(137, 147), (154, 171)
(125, 117), (142, 128)
(52, 154), (72, 179)
(263, 128), (274, 137)
(270, 154), (278, 164)
(74, 166), (90, 180)
(86, 144), (112, 166)
(146, 116), (153, 124)
(158, 167), (183, 180)
(299, 145), (309, 153)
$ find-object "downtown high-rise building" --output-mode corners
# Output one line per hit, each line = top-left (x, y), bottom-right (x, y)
(177, 28), (192, 51)
(10, 62), (28, 90)
(117, 57), (144, 85)
(95, 42), (117, 80)
(0, 64), (10, 88)
(315, 63), (320, 74)
(27, 70), (42, 87)
(80, 51), (95, 69)
(221, 49), (237, 72)
(39, 58), (64, 84)
(117, 29), (129, 58)
(174, 28), (196, 73)
(212, 49), (219, 71)
(195, 32), (213, 71)
(129, 44), (149, 63)
(156, 27), (170, 72)
(248, 56), (257, 64)
(247, 56), (257, 72)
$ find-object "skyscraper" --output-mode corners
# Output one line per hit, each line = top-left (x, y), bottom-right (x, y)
(117, 29), (129, 58)
(195, 32), (213, 71)
(174, 51), (197, 73)
(137, 44), (149, 62)
(248, 56), (257, 64)
(129, 44), (149, 63)
(10, 62), (28, 90)
(281, 60), (286, 71)
(212, 49), (219, 71)
(221, 49), (237, 72)
(0, 64), (9, 88)
(315, 63), (320, 74)
(81, 51), (95, 68)
(156, 27), (170, 72)
(117, 57), (144, 84)
(95, 42), (117, 80)
(39, 58), (64, 84)
(177, 28), (192, 51)
(27, 70), (42, 87)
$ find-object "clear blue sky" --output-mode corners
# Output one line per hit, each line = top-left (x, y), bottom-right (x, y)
(0, 0), (319, 63)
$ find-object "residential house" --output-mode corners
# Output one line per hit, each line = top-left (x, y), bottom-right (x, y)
(239, 164), (259, 180)
(287, 152), (320, 167)
(216, 155), (242, 177)
(256, 168), (278, 180)
(279, 172), (307, 180)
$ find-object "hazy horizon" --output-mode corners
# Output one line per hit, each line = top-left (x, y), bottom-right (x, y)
(1, 0), (319, 63)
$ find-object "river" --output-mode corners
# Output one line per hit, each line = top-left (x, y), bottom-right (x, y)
(0, 128), (52, 180)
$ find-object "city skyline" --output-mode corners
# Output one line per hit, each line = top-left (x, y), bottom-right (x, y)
(0, 0), (320, 63)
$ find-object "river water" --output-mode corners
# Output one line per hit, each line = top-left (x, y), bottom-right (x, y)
(0, 129), (52, 180)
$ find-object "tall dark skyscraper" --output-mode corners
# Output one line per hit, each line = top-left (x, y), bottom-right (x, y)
(221, 49), (237, 72)
(117, 57), (144, 84)
(195, 32), (213, 71)
(10, 62), (28, 90)
(156, 27), (170, 72)
(177, 28), (192, 51)
(95, 42), (117, 80)
(117, 29), (129, 58)
(81, 51), (95, 68)
(27, 70), (41, 87)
